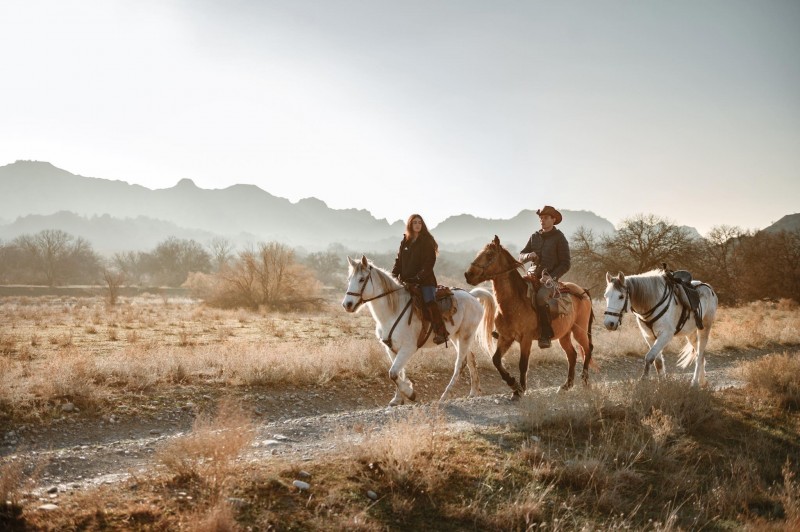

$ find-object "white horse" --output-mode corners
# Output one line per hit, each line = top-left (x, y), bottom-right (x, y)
(603, 270), (718, 386)
(342, 255), (496, 406)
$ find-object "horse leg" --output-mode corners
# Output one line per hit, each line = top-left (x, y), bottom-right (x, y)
(654, 353), (666, 378)
(692, 330), (710, 387)
(388, 346), (417, 405)
(571, 322), (592, 387)
(441, 337), (470, 401)
(518, 339), (533, 395)
(466, 349), (482, 398)
(642, 334), (672, 381)
(557, 335), (578, 390)
(492, 336), (521, 398)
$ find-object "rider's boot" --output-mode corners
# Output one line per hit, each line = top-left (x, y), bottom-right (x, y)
(427, 301), (449, 345)
(537, 305), (553, 348)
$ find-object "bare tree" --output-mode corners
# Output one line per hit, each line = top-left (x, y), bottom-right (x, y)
(215, 241), (319, 309)
(13, 230), (100, 286)
(602, 214), (698, 274)
(103, 269), (126, 306)
(208, 237), (234, 273)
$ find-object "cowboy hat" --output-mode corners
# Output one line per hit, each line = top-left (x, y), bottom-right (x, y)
(536, 205), (562, 225)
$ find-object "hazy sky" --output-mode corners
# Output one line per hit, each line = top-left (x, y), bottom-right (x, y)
(2, 0), (798, 234)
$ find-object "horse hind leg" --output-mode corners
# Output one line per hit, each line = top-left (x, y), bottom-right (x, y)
(440, 337), (471, 401)
(571, 324), (593, 387)
(558, 335), (578, 390)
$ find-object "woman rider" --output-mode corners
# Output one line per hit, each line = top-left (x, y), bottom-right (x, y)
(391, 214), (449, 345)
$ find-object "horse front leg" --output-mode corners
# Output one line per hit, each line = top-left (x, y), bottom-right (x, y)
(491, 336), (520, 398)
(692, 330), (710, 387)
(641, 333), (672, 381)
(517, 339), (533, 396)
(557, 335), (578, 390)
(388, 345), (417, 405)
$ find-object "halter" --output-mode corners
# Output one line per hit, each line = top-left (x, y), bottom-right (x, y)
(469, 251), (522, 280)
(346, 265), (403, 309)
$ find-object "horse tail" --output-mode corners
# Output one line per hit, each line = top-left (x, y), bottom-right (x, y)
(677, 339), (696, 369)
(470, 287), (496, 355)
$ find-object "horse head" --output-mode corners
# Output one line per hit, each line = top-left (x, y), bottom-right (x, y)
(342, 255), (373, 312)
(464, 235), (518, 285)
(603, 271), (628, 330)
(342, 255), (401, 313)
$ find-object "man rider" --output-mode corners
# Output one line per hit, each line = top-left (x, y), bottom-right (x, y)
(518, 206), (571, 348)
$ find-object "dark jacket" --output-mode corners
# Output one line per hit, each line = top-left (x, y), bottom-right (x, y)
(520, 228), (570, 280)
(391, 233), (438, 286)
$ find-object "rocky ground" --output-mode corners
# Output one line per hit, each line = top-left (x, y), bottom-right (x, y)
(3, 343), (775, 510)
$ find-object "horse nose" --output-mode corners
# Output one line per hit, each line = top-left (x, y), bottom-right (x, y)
(342, 300), (352, 312)
(464, 272), (473, 285)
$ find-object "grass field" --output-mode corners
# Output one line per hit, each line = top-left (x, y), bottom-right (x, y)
(1, 292), (799, 530)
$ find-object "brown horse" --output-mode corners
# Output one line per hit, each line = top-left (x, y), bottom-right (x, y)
(464, 235), (595, 398)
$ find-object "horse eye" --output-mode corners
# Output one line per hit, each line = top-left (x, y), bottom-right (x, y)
(618, 295), (624, 300)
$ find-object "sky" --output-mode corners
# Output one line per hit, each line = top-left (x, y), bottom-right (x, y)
(1, 0), (798, 234)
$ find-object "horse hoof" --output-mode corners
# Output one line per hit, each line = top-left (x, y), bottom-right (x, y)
(559, 383), (573, 392)
(407, 391), (417, 402)
(511, 392), (521, 401)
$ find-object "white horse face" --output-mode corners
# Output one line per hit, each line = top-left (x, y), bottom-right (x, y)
(342, 255), (373, 313)
(603, 272), (627, 331)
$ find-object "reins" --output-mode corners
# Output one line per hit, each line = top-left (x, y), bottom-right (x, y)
(470, 252), (523, 280)
(346, 266), (404, 308)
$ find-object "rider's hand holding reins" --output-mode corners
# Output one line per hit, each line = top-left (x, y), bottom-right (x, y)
(518, 252), (537, 264)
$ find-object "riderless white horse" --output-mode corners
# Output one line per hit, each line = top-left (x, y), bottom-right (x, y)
(342, 256), (496, 406)
(603, 270), (718, 386)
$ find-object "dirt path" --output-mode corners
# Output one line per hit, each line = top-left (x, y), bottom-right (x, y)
(1, 346), (781, 497)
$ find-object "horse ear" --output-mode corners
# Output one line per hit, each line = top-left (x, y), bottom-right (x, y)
(493, 235), (500, 245)
(347, 256), (356, 267)
(360, 255), (368, 267)
(617, 272), (625, 283)
(605, 272), (613, 283)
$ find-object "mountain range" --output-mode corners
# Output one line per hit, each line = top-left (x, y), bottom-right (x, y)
(0, 159), (748, 254)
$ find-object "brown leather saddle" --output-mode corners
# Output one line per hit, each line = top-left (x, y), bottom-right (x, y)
(407, 285), (459, 346)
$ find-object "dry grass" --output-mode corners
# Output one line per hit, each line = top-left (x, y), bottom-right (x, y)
(738, 351), (800, 409)
(3, 293), (800, 529)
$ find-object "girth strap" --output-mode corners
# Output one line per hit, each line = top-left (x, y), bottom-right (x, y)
(381, 298), (413, 350)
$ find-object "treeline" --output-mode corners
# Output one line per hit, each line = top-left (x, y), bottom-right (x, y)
(1, 214), (798, 307)
(568, 214), (800, 305)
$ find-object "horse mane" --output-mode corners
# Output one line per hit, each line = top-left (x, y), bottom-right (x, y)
(492, 240), (528, 290)
(623, 269), (668, 311)
(364, 260), (401, 312)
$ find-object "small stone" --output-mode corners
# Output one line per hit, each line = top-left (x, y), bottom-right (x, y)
(61, 403), (75, 412)
(47, 486), (58, 494)
(149, 429), (161, 435)
(38, 503), (59, 511)
(292, 480), (310, 491)
(298, 470), (311, 479)
(367, 490), (378, 501)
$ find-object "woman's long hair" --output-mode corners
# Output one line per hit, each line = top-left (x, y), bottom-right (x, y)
(404, 214), (439, 254)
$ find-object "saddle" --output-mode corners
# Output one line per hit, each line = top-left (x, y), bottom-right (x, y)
(520, 273), (579, 317)
(406, 285), (459, 346)
(663, 264), (704, 330)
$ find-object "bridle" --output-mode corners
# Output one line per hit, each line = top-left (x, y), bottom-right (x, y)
(603, 282), (630, 324)
(346, 266), (403, 309)
(469, 249), (523, 281)
(605, 277), (673, 331)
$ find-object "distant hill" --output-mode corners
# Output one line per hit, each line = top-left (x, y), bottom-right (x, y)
(0, 160), (618, 253)
(764, 213), (800, 233)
